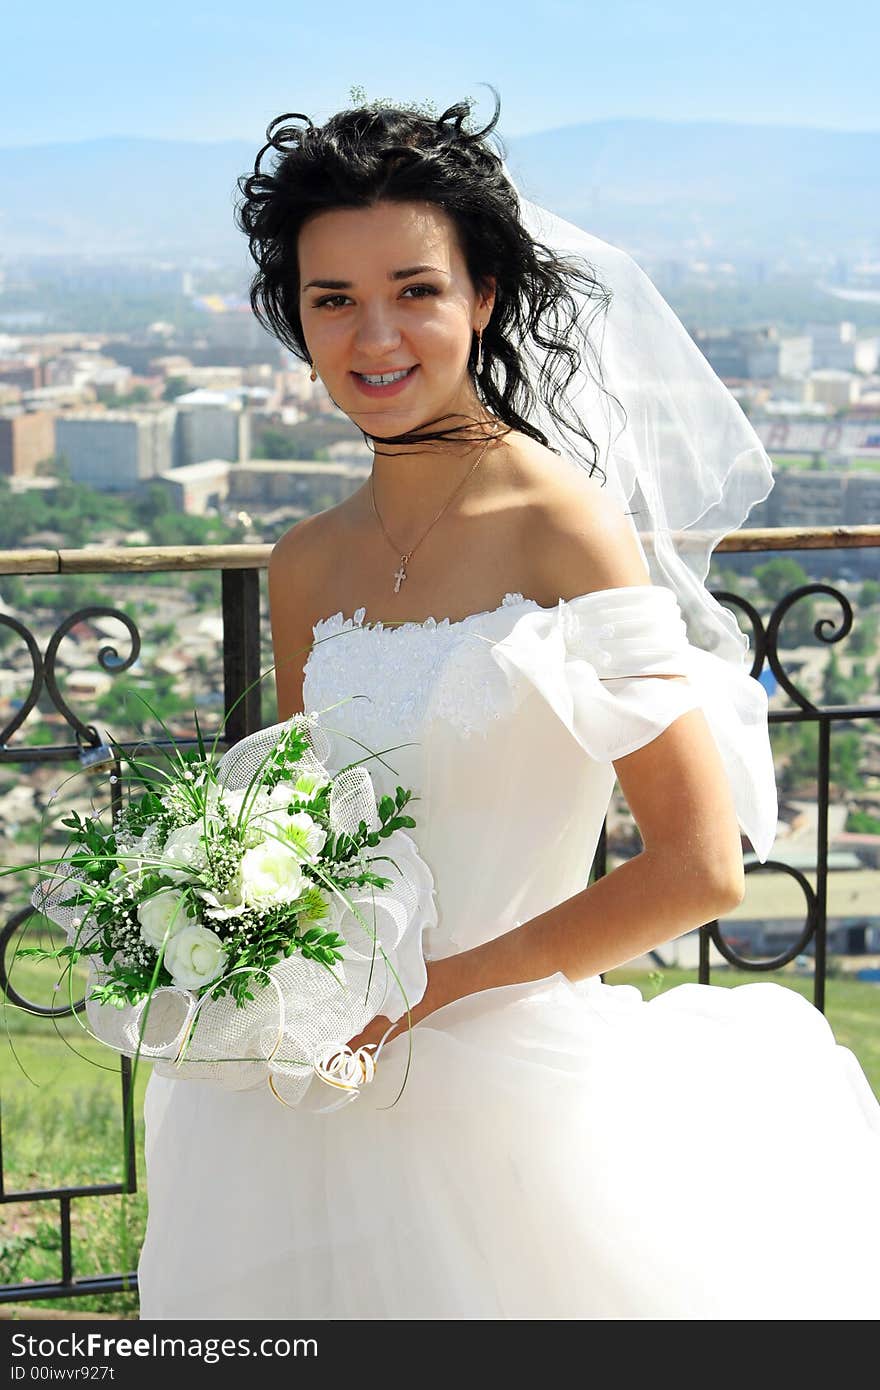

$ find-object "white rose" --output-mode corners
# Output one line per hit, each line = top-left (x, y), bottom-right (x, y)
(137, 888), (199, 950)
(164, 924), (227, 990)
(265, 772), (329, 808)
(160, 821), (211, 883)
(240, 840), (305, 908)
(261, 809), (326, 862)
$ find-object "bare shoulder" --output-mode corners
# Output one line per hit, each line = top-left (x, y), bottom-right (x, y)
(509, 437), (652, 601)
(269, 496), (354, 602)
(268, 503), (353, 720)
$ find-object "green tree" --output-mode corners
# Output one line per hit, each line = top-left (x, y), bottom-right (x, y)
(776, 723), (818, 792)
(163, 376), (191, 402)
(822, 650), (852, 706)
(753, 556), (818, 646)
(848, 611), (879, 655)
(96, 385), (152, 407)
(253, 426), (295, 460)
(133, 483), (174, 526)
(753, 556), (810, 602)
(831, 731), (862, 793)
(859, 579), (880, 609)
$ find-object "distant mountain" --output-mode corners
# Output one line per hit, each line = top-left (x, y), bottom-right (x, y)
(0, 120), (877, 264)
(504, 119), (880, 265)
(0, 136), (253, 261)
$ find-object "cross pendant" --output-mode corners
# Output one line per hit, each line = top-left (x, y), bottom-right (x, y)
(393, 558), (408, 594)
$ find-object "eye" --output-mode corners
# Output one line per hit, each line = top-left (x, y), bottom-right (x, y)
(401, 284), (440, 299)
(314, 294), (351, 310)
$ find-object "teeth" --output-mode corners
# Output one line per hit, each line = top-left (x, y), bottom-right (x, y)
(359, 368), (412, 384)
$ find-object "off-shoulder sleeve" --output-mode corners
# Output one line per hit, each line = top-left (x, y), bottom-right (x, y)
(488, 585), (778, 863)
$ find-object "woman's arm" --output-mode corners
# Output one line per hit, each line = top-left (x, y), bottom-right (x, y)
(428, 703), (746, 1013)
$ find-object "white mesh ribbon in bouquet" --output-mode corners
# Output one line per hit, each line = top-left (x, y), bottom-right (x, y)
(32, 711), (437, 1113)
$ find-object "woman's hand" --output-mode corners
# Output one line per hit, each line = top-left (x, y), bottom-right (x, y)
(342, 957), (456, 1059)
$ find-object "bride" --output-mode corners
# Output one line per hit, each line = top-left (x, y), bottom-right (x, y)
(137, 90), (880, 1320)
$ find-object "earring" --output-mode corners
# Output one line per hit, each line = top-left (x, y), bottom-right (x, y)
(476, 326), (484, 375)
(309, 360), (317, 382)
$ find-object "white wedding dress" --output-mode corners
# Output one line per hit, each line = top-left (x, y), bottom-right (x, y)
(138, 585), (880, 1320)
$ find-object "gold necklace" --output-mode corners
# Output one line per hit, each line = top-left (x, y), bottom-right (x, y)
(370, 435), (495, 594)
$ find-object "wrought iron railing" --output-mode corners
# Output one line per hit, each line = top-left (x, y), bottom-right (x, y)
(0, 524), (878, 1307)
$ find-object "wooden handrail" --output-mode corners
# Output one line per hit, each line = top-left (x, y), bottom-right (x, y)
(0, 526), (878, 576)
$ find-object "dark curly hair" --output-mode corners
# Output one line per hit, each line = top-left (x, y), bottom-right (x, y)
(235, 86), (615, 478)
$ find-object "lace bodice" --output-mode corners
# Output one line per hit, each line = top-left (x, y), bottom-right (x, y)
(304, 591), (539, 744)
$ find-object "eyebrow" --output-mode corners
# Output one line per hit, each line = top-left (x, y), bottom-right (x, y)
(301, 265), (446, 292)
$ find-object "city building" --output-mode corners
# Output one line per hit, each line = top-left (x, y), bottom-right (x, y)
(157, 458), (371, 515)
(0, 354), (42, 392)
(805, 321), (879, 373)
(228, 460), (369, 510)
(55, 406), (176, 490)
(0, 410), (56, 478)
(44, 352), (133, 395)
(746, 467), (880, 528)
(804, 369), (862, 410)
(173, 390), (250, 467)
(157, 459), (230, 515)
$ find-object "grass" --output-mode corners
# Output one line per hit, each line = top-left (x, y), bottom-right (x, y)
(1, 954), (877, 1317)
(1, 949), (149, 1318)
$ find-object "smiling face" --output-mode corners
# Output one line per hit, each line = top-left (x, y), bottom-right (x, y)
(297, 200), (495, 441)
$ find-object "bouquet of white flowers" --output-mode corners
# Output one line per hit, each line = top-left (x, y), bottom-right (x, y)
(23, 709), (436, 1112)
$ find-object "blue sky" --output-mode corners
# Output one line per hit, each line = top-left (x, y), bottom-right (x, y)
(2, 0), (878, 147)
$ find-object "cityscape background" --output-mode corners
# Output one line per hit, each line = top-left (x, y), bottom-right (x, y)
(1, 3), (879, 1310)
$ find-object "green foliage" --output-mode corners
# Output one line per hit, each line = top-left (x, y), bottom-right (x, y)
(848, 611), (879, 655)
(773, 722), (818, 791)
(830, 730), (864, 792)
(0, 573), (27, 606)
(859, 579), (880, 609)
(96, 385), (153, 407)
(822, 649), (872, 707)
(162, 375), (190, 402)
(772, 721), (864, 795)
(132, 481), (174, 525)
(752, 557), (819, 645)
(324, 784), (416, 864)
(753, 558), (811, 602)
(0, 472), (243, 553)
(845, 808), (880, 834)
(252, 425), (299, 460)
